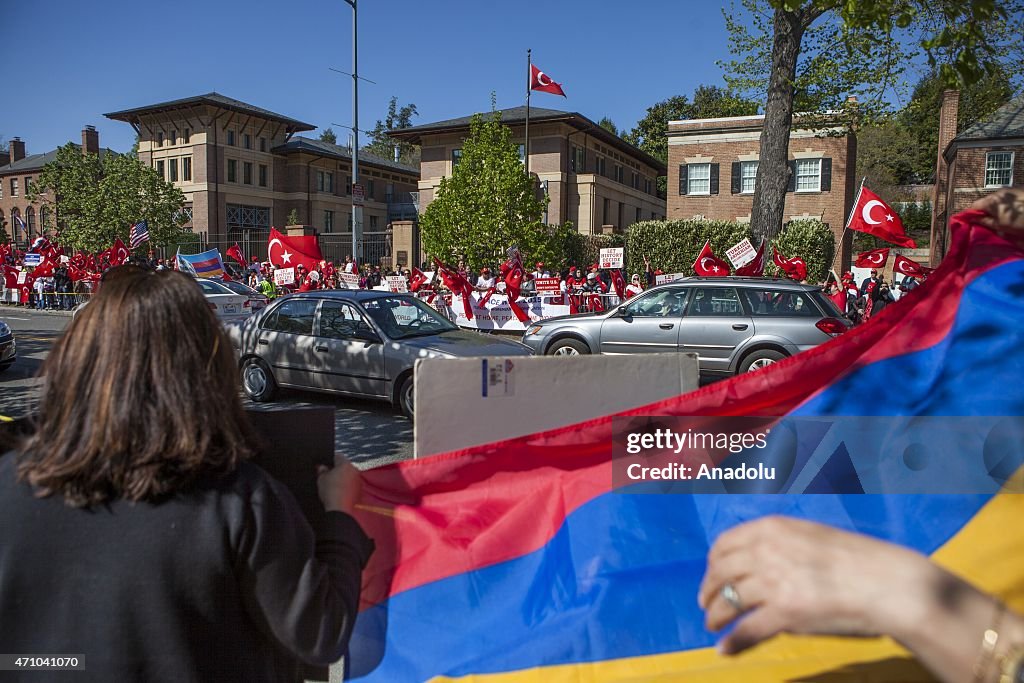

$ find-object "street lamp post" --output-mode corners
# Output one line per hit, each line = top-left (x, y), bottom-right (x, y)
(343, 0), (362, 263)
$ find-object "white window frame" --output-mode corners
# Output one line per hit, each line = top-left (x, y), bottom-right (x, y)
(740, 161), (758, 194)
(795, 158), (821, 192)
(985, 151), (1014, 188)
(687, 163), (711, 195)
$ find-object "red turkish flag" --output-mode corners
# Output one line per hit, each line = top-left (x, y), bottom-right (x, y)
(610, 269), (626, 299)
(32, 257), (58, 278)
(409, 267), (427, 292)
(2, 265), (20, 289)
(226, 243), (247, 267)
(530, 64), (566, 97)
(110, 237), (130, 266)
(772, 247), (808, 282)
(267, 228), (323, 272)
(735, 239), (766, 276)
(692, 240), (731, 277)
(893, 254), (928, 278)
(854, 247), (890, 269)
(848, 186), (916, 247)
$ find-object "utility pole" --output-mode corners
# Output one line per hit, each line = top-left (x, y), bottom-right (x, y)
(343, 0), (362, 262)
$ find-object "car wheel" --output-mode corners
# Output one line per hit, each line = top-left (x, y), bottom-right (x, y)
(241, 358), (277, 402)
(398, 374), (414, 419)
(547, 338), (589, 356)
(739, 349), (786, 374)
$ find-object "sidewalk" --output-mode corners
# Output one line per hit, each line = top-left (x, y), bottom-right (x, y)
(0, 303), (75, 318)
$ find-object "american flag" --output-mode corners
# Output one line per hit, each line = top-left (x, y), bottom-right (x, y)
(129, 220), (150, 249)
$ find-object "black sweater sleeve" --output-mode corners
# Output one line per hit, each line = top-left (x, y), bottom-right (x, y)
(234, 475), (374, 666)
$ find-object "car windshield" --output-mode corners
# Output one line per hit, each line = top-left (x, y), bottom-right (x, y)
(221, 280), (258, 296)
(195, 279), (233, 295)
(361, 296), (458, 339)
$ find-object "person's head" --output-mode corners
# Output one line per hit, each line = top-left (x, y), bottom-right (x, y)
(587, 272), (596, 281)
(870, 269), (878, 277)
(345, 254), (352, 262)
(17, 267), (254, 507)
(631, 274), (641, 285)
(536, 262), (544, 270)
(481, 267), (491, 276)
(297, 264), (307, 275)
(309, 271), (320, 283)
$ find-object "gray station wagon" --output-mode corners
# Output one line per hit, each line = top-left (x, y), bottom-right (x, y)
(521, 277), (849, 375)
(228, 290), (533, 417)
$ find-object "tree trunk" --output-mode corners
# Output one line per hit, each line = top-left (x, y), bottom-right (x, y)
(751, 6), (805, 243)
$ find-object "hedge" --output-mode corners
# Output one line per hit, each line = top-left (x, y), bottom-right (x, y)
(623, 219), (750, 278)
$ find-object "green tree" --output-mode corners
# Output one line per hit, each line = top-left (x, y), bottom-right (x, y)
(28, 144), (188, 252)
(365, 97), (419, 166)
(420, 111), (572, 269)
(318, 128), (337, 145)
(854, 119), (919, 197)
(598, 117), (618, 135)
(287, 209), (300, 226)
(625, 86), (759, 193)
(722, 0), (1022, 243)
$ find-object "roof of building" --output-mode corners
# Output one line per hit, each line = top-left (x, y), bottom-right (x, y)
(953, 92), (1024, 142)
(0, 144), (118, 175)
(105, 92), (316, 132)
(387, 106), (667, 173)
(271, 136), (420, 176)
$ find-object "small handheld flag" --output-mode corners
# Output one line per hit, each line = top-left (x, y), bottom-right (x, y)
(129, 221), (150, 250)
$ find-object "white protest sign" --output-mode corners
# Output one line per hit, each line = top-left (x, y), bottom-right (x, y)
(599, 247), (624, 269)
(450, 293), (571, 332)
(274, 267), (295, 286)
(655, 272), (686, 286)
(385, 275), (408, 293)
(726, 238), (757, 268)
(17, 270), (28, 285)
(24, 253), (42, 267)
(339, 273), (361, 289)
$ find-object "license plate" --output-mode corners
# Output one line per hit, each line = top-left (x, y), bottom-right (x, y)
(223, 304), (239, 314)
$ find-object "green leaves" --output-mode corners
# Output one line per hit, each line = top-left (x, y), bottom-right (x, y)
(420, 111), (571, 270)
(28, 144), (188, 252)
(365, 97), (420, 166)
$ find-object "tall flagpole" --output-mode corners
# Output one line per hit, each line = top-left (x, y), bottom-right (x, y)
(525, 48), (531, 176)
(832, 176), (866, 273)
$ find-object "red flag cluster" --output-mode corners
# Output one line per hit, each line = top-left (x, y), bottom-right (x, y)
(772, 247), (808, 282)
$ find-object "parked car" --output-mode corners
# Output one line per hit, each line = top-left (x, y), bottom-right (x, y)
(0, 319), (16, 373)
(521, 277), (850, 376)
(218, 279), (269, 311)
(227, 290), (533, 418)
(192, 278), (253, 321)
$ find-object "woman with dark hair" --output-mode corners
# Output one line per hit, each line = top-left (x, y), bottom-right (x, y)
(0, 267), (373, 682)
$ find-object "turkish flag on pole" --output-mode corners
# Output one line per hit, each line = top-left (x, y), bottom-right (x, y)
(772, 247), (808, 281)
(530, 64), (566, 97)
(226, 243), (247, 267)
(893, 254), (928, 278)
(735, 239), (766, 276)
(110, 238), (130, 266)
(692, 240), (731, 277)
(854, 247), (890, 269)
(267, 228), (324, 272)
(847, 186), (916, 247)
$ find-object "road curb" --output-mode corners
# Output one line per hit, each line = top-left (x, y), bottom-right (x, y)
(0, 305), (74, 318)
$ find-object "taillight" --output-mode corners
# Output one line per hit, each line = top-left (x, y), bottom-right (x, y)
(208, 303), (218, 311)
(244, 300), (251, 308)
(816, 317), (847, 336)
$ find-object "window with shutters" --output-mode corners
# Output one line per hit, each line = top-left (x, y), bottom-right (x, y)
(741, 161), (758, 193)
(795, 159), (821, 192)
(688, 163), (711, 195)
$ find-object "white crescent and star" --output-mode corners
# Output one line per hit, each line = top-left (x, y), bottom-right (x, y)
(861, 199), (885, 225)
(868, 252), (885, 265)
(536, 71), (552, 87)
(268, 238), (294, 266)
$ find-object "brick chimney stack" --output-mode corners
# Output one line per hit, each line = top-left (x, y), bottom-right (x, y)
(930, 89), (960, 266)
(82, 125), (100, 156)
(9, 137), (26, 163)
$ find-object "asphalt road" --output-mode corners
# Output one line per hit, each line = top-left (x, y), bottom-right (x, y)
(0, 307), (414, 467)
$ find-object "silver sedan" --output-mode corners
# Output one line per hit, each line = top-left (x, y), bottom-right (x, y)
(227, 290), (533, 418)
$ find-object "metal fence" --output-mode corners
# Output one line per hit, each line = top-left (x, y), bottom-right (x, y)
(154, 230), (395, 270)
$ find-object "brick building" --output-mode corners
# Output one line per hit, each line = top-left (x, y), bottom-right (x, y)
(387, 107), (666, 235)
(0, 127), (115, 245)
(105, 93), (420, 262)
(931, 90), (1024, 265)
(667, 114), (858, 269)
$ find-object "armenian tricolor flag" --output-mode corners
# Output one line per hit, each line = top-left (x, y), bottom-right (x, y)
(349, 209), (1024, 682)
(176, 248), (224, 279)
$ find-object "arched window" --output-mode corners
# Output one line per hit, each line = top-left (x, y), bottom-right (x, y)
(0, 209), (5, 231)
(26, 207), (36, 239)
(10, 208), (21, 240)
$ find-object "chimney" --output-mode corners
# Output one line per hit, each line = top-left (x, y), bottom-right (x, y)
(930, 89), (960, 266)
(9, 137), (26, 163)
(935, 90), (959, 169)
(82, 125), (100, 156)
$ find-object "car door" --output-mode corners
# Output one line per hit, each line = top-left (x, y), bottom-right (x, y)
(256, 298), (320, 388)
(676, 286), (754, 372)
(313, 300), (388, 398)
(598, 287), (688, 354)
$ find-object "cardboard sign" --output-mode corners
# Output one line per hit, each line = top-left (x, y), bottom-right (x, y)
(655, 272), (686, 286)
(17, 270), (28, 285)
(339, 273), (361, 289)
(726, 238), (757, 268)
(385, 275), (408, 293)
(24, 253), (42, 267)
(274, 267), (295, 286)
(534, 277), (562, 294)
(599, 247), (624, 269)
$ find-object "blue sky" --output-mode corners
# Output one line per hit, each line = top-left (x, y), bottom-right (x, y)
(8, 0), (750, 154)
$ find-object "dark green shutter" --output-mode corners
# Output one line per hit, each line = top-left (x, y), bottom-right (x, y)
(731, 162), (741, 194)
(678, 164), (688, 195)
